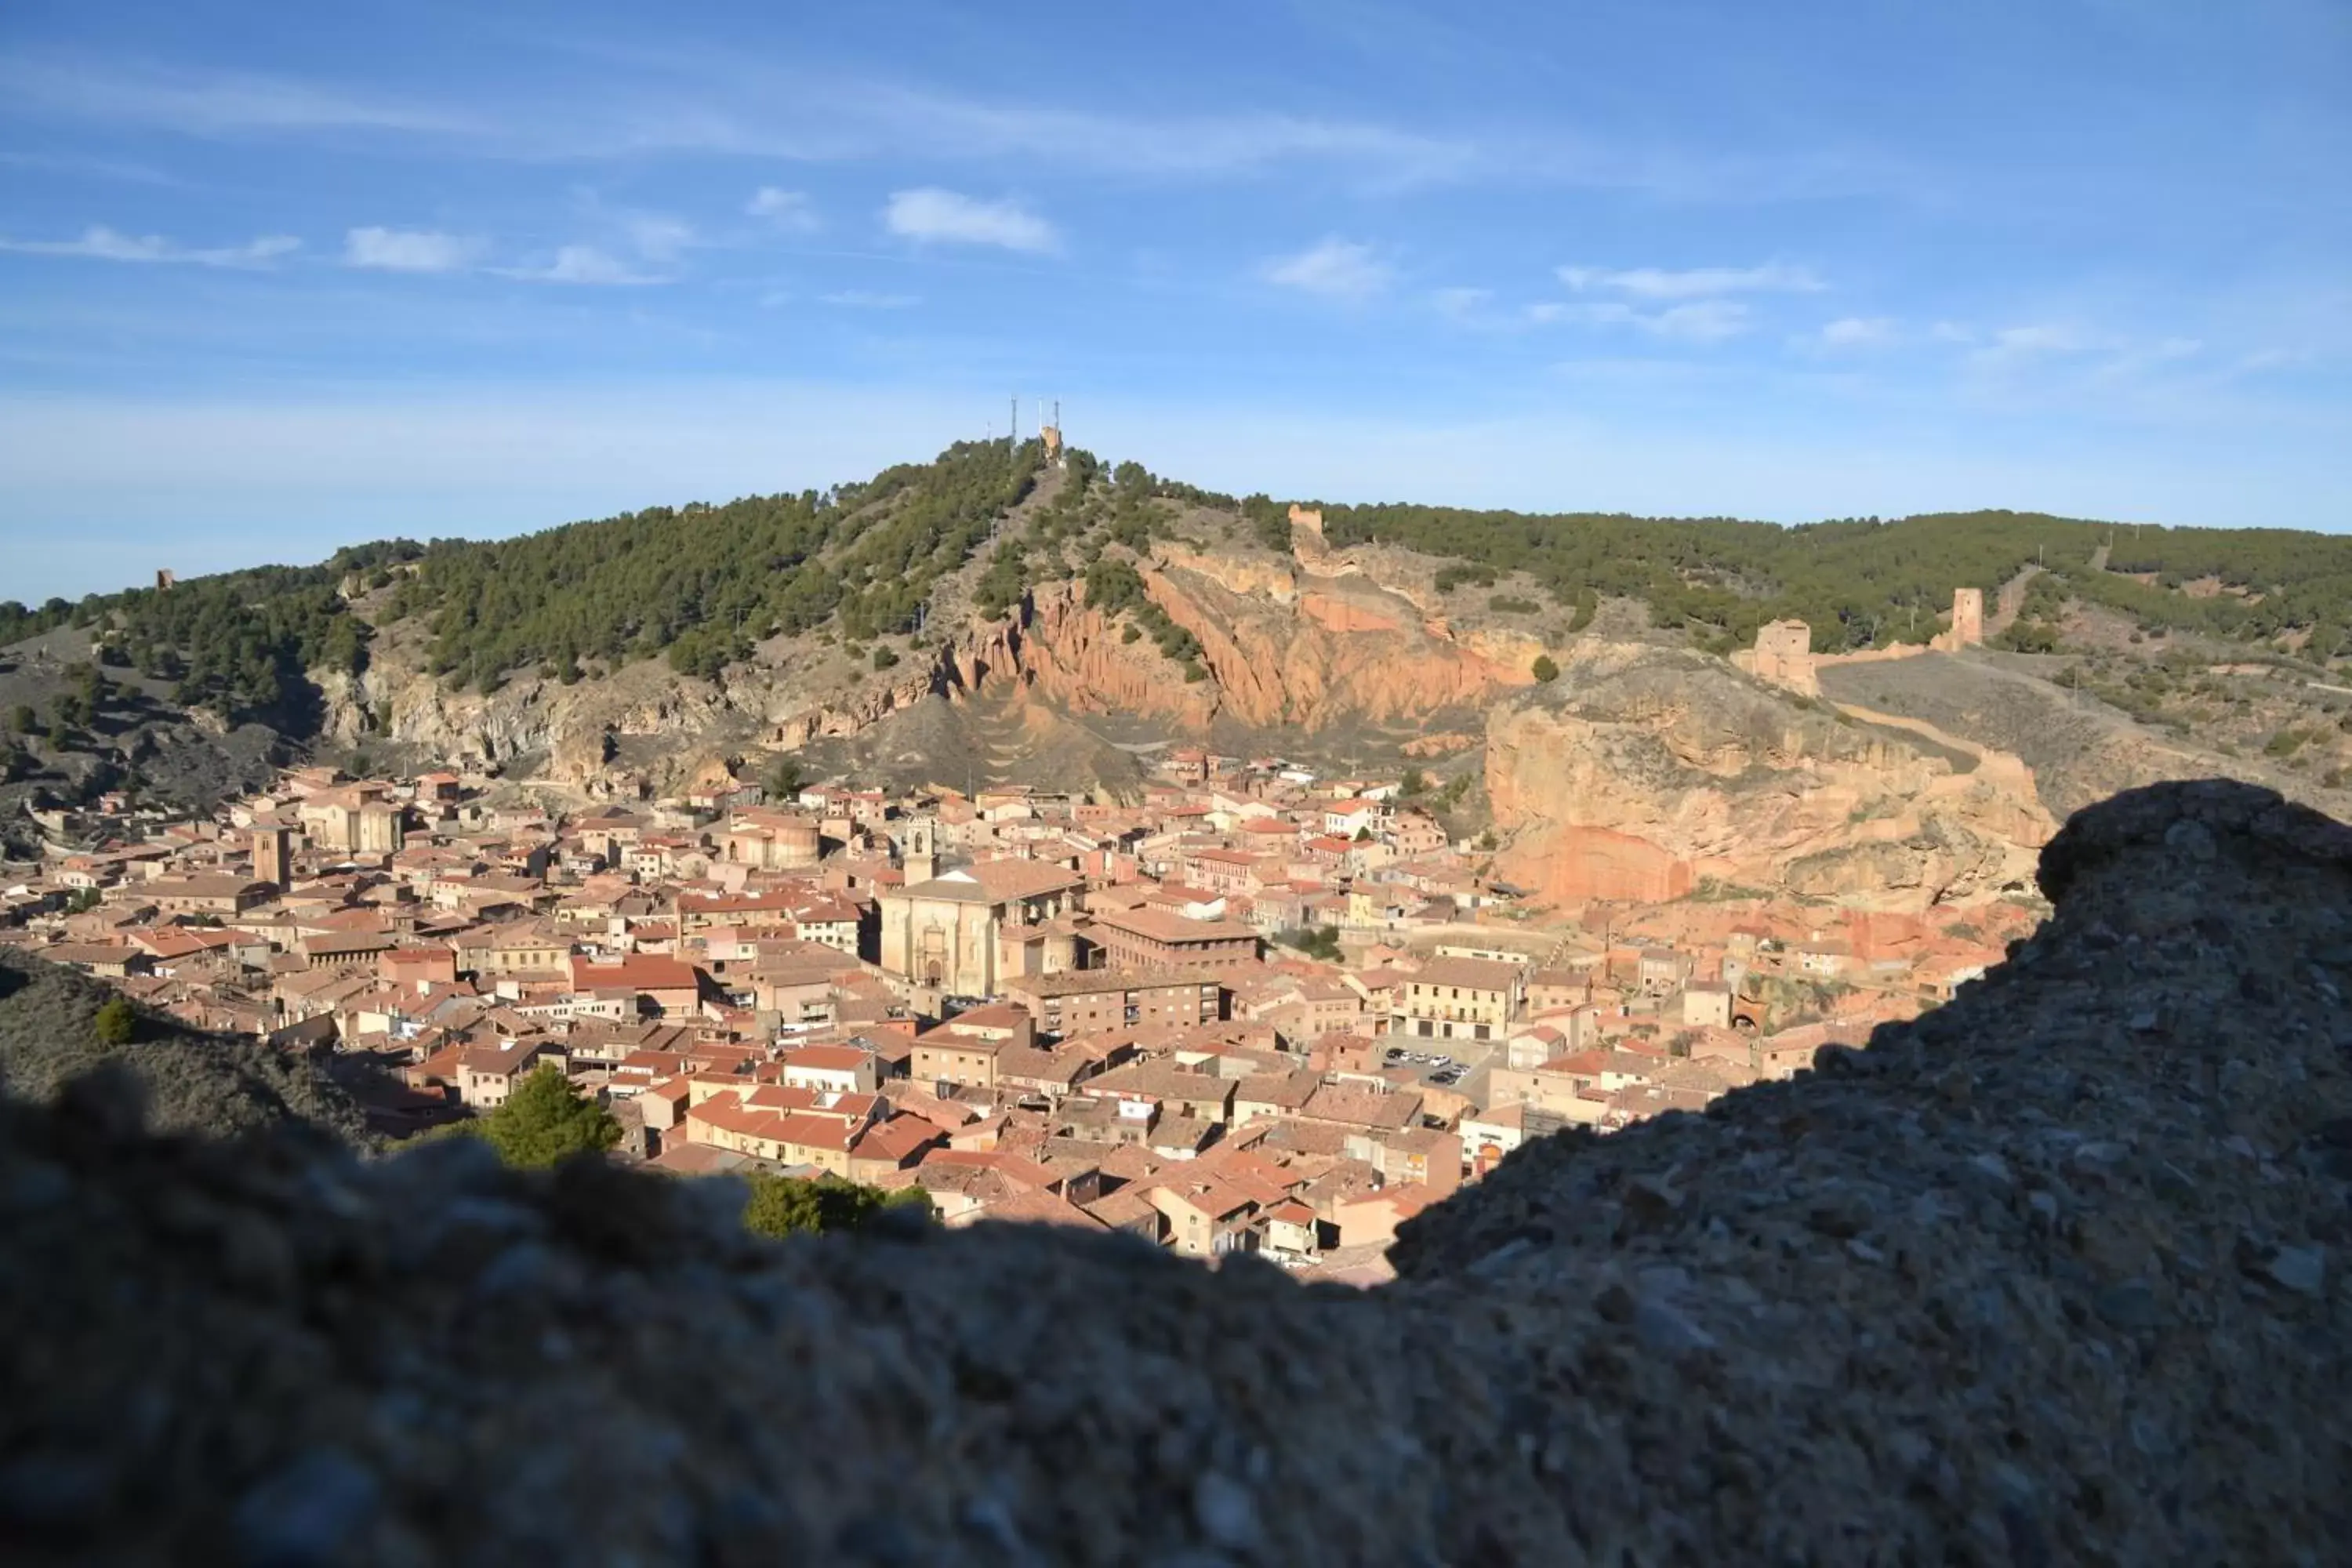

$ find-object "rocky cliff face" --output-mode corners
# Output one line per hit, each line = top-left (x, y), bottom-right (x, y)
(319, 608), (1033, 794)
(1015, 556), (1542, 732)
(317, 543), (1547, 791)
(6, 781), (2347, 1563)
(1486, 644), (2055, 907)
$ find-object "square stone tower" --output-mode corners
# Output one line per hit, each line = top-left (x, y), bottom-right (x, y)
(1951, 587), (1984, 645)
(252, 825), (292, 891)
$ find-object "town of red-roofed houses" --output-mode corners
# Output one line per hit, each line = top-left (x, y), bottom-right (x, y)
(2, 750), (2033, 1285)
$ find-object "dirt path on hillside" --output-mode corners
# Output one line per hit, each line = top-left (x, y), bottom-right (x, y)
(1986, 564), (2044, 638)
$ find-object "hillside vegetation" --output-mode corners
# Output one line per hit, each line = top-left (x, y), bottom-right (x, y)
(12, 443), (2352, 732)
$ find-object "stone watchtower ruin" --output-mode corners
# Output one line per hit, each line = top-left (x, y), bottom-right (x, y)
(1286, 504), (1327, 556)
(1738, 618), (1820, 695)
(1931, 586), (1986, 652)
(1950, 586), (1984, 645)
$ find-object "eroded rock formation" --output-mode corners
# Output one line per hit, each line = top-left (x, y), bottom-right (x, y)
(5, 780), (2348, 1563)
(1487, 646), (2055, 907)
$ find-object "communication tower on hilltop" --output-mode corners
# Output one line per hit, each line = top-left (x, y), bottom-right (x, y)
(1039, 396), (1065, 463)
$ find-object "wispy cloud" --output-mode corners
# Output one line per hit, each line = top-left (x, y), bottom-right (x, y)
(0, 51), (1900, 203)
(1433, 286), (1494, 321)
(1967, 322), (2092, 368)
(1534, 298), (1752, 341)
(343, 227), (481, 274)
(0, 225), (299, 269)
(746, 187), (820, 232)
(499, 245), (663, 285)
(0, 149), (189, 187)
(1559, 263), (1825, 299)
(821, 290), (919, 309)
(1814, 315), (1898, 349)
(0, 54), (470, 137)
(622, 212), (695, 263)
(1266, 238), (1392, 301)
(883, 188), (1058, 254)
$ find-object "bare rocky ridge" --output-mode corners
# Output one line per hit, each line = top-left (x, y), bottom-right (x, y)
(5, 779), (2347, 1563)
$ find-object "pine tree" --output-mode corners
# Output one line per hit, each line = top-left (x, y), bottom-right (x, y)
(481, 1065), (622, 1169)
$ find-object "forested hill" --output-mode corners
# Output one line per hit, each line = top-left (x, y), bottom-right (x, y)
(1316, 504), (2352, 659)
(9, 440), (2352, 732)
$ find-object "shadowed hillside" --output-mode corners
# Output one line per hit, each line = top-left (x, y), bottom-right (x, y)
(0, 949), (370, 1146)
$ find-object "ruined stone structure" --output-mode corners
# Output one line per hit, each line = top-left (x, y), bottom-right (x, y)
(154, 569), (175, 592)
(1286, 503), (1326, 549)
(1738, 618), (1820, 695)
(1930, 586), (1987, 652)
(1038, 424), (1062, 459)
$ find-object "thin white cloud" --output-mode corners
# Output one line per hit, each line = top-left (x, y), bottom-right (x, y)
(1968, 323), (2092, 368)
(883, 188), (1058, 253)
(1559, 263), (1824, 299)
(1432, 286), (1493, 321)
(0, 54), (471, 137)
(622, 212), (695, 263)
(746, 187), (820, 231)
(0, 53), (1908, 204)
(1266, 238), (1392, 301)
(1535, 298), (1751, 342)
(1643, 300), (1751, 341)
(1817, 315), (1897, 349)
(343, 227), (481, 274)
(2239, 347), (2307, 372)
(500, 245), (662, 285)
(0, 225), (298, 268)
(821, 290), (920, 308)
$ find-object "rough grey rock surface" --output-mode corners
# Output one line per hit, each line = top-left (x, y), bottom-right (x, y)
(5, 779), (2350, 1564)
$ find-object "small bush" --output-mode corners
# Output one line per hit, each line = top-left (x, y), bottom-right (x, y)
(1531, 655), (1559, 684)
(93, 996), (136, 1044)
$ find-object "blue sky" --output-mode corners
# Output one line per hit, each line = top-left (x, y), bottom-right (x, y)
(2, 0), (2347, 601)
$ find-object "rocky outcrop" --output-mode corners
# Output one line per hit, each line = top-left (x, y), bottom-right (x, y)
(6, 781), (2350, 1563)
(1487, 647), (2055, 907)
(1018, 559), (1540, 731)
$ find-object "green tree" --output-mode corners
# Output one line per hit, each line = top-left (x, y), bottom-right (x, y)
(481, 1064), (622, 1169)
(93, 996), (137, 1044)
(741, 1171), (934, 1239)
(1531, 654), (1560, 683)
(8, 705), (33, 735)
(872, 645), (900, 671)
(1278, 926), (1344, 962)
(765, 755), (808, 800)
(1399, 768), (1428, 797)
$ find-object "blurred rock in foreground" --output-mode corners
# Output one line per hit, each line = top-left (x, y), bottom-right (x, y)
(5, 779), (2349, 1564)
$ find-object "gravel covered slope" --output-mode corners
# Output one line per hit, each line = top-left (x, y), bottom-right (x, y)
(4, 779), (2350, 1564)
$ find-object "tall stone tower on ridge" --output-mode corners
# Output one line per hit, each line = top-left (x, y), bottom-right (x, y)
(1951, 587), (1985, 646)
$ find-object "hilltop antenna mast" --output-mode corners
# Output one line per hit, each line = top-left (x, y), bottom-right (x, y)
(1010, 396), (1018, 454)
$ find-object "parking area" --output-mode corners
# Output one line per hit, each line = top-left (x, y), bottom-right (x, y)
(1382, 1037), (1501, 1099)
